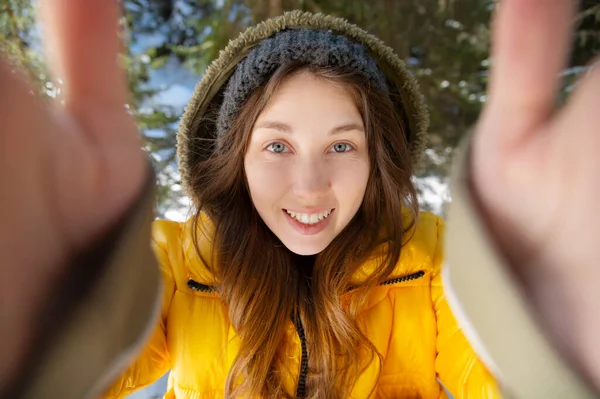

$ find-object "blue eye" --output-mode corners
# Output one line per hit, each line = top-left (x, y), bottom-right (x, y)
(331, 143), (353, 153)
(266, 142), (287, 153)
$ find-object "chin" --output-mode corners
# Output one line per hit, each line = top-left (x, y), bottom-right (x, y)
(281, 237), (332, 256)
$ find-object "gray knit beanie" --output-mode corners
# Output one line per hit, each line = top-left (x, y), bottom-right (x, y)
(177, 11), (429, 206)
(217, 29), (389, 138)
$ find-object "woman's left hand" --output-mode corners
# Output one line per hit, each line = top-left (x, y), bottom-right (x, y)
(471, 0), (599, 388)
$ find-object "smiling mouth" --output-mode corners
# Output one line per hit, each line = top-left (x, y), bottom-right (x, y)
(284, 209), (335, 225)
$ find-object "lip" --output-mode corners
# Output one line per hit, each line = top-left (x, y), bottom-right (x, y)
(282, 208), (335, 236)
(284, 208), (334, 214)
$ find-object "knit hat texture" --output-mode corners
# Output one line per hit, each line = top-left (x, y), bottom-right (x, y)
(177, 11), (429, 205)
(217, 29), (389, 138)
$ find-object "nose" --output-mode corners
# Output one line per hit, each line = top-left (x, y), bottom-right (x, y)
(291, 156), (331, 200)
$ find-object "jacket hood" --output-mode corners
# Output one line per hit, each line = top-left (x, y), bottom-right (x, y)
(176, 10), (429, 204)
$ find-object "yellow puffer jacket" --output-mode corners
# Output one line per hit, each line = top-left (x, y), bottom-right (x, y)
(104, 212), (500, 398)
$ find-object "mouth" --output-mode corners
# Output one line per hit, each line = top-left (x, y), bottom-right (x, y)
(283, 208), (335, 226)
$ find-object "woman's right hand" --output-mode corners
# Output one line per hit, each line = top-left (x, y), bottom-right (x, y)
(0, 0), (145, 386)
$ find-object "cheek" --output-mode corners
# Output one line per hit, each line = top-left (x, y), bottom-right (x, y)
(244, 158), (289, 208)
(331, 160), (370, 204)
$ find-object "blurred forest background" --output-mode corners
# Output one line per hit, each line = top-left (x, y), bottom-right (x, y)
(1, 0), (599, 219)
(1, 0), (599, 397)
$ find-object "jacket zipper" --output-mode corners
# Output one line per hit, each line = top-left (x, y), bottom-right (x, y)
(294, 313), (309, 398)
(187, 271), (426, 293)
(187, 279), (216, 293)
(346, 270), (425, 292)
(293, 270), (425, 397)
(378, 270), (424, 286)
(188, 271), (425, 397)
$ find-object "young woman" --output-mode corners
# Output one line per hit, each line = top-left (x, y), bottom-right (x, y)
(1, 1), (599, 399)
(102, 13), (499, 398)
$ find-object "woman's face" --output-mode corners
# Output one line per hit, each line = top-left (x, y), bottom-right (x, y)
(244, 71), (370, 255)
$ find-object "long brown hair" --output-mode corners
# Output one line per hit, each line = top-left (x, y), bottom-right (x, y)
(189, 62), (418, 398)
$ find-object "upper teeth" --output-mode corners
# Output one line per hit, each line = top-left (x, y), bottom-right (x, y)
(286, 209), (332, 225)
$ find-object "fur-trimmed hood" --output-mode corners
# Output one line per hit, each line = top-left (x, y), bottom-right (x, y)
(176, 10), (429, 204)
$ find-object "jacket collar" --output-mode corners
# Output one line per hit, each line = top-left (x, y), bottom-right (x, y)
(181, 212), (433, 289)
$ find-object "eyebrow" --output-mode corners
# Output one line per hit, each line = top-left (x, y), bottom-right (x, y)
(253, 120), (364, 135)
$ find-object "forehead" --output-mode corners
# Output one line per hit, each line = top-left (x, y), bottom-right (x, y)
(257, 71), (363, 124)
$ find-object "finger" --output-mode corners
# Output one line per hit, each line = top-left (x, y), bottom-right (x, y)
(0, 60), (74, 388)
(483, 0), (578, 147)
(39, 0), (129, 113)
(0, 59), (67, 301)
(553, 57), (600, 153)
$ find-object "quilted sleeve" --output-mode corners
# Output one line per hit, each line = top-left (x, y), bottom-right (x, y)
(101, 221), (177, 399)
(431, 216), (501, 398)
